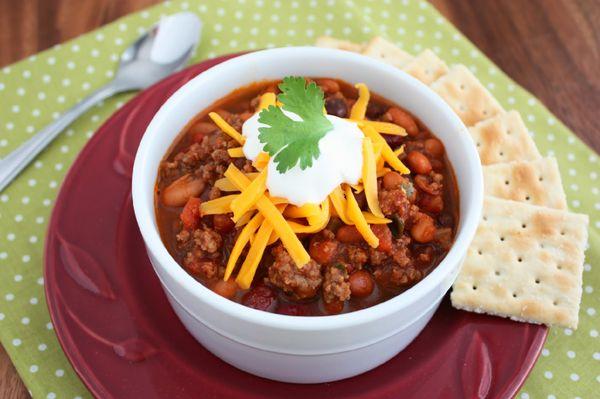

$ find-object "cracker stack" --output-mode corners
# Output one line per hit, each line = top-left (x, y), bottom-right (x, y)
(316, 36), (589, 329)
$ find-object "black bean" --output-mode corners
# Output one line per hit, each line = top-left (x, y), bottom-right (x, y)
(366, 102), (386, 119)
(325, 97), (348, 118)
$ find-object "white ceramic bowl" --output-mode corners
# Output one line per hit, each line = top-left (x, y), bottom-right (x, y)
(132, 47), (483, 383)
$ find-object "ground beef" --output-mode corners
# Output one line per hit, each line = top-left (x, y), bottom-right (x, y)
(176, 225), (224, 279)
(322, 265), (351, 304)
(193, 227), (222, 254)
(379, 188), (413, 219)
(372, 236), (416, 288)
(268, 245), (323, 300)
(345, 245), (368, 270)
(390, 266), (423, 286)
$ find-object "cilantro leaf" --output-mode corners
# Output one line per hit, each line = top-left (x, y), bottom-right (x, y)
(258, 77), (333, 173)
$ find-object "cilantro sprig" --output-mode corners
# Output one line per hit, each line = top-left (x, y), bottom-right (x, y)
(258, 77), (333, 173)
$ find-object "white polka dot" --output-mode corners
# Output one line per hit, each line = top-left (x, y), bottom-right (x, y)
(12, 338), (21, 346)
(567, 350), (576, 358)
(55, 369), (65, 377)
(541, 348), (550, 356)
(22, 70), (31, 78)
(15, 214), (23, 222)
(593, 352), (600, 360)
(46, 322), (53, 330)
(547, 395), (556, 399)
(520, 393), (529, 399)
(22, 255), (31, 263)
(570, 373), (580, 381)
(590, 329), (598, 337)
(71, 44), (80, 52)
(564, 328), (573, 336)
(0, 252), (6, 259)
(42, 74), (51, 83)
(7, 233), (15, 241)
(543, 370), (553, 379)
(584, 285), (593, 294)
(5, 293), (14, 301)
(28, 178), (37, 186)
(47, 393), (56, 399)
(0, 313), (4, 320)
(29, 365), (38, 373)
(38, 344), (47, 351)
(36, 216), (44, 224)
(12, 105), (20, 113)
(30, 297), (39, 305)
(21, 317), (30, 325)
(584, 263), (592, 271)
(14, 274), (22, 282)
(587, 307), (596, 316)
(67, 61), (76, 69)
(22, 196), (30, 204)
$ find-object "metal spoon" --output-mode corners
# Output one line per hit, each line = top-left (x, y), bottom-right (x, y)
(0, 12), (202, 192)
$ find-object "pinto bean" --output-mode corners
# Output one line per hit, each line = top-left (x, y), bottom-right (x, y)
(316, 78), (340, 94)
(212, 279), (239, 299)
(349, 270), (374, 298)
(424, 138), (445, 158)
(162, 174), (205, 207)
(309, 237), (339, 265)
(189, 122), (217, 143)
(382, 171), (404, 190)
(336, 225), (364, 244)
(387, 107), (419, 136)
(410, 214), (436, 243)
(406, 151), (432, 175)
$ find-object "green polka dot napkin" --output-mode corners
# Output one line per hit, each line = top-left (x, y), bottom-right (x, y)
(0, 1), (597, 398)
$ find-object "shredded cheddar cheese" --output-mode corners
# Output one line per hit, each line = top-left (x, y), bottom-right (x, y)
(345, 185), (379, 248)
(215, 172), (259, 191)
(224, 213), (263, 280)
(353, 120), (407, 135)
(227, 147), (245, 158)
(224, 164), (310, 268)
(208, 112), (245, 145)
(362, 137), (384, 218)
(230, 168), (268, 222)
(253, 152), (270, 170)
(236, 219), (274, 289)
(199, 194), (238, 215)
(350, 83), (370, 120)
(258, 92), (277, 110)
(362, 125), (410, 174)
(329, 186), (353, 225)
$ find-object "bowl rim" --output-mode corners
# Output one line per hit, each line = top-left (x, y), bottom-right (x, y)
(132, 46), (483, 331)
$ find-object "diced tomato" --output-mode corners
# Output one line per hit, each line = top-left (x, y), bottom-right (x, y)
(180, 197), (202, 230)
(372, 224), (392, 253)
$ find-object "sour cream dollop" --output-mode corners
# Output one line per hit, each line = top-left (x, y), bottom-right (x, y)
(242, 112), (364, 206)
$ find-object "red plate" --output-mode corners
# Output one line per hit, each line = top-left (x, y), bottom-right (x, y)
(45, 53), (547, 399)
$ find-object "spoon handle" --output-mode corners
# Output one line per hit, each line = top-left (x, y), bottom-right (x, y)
(0, 81), (123, 193)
